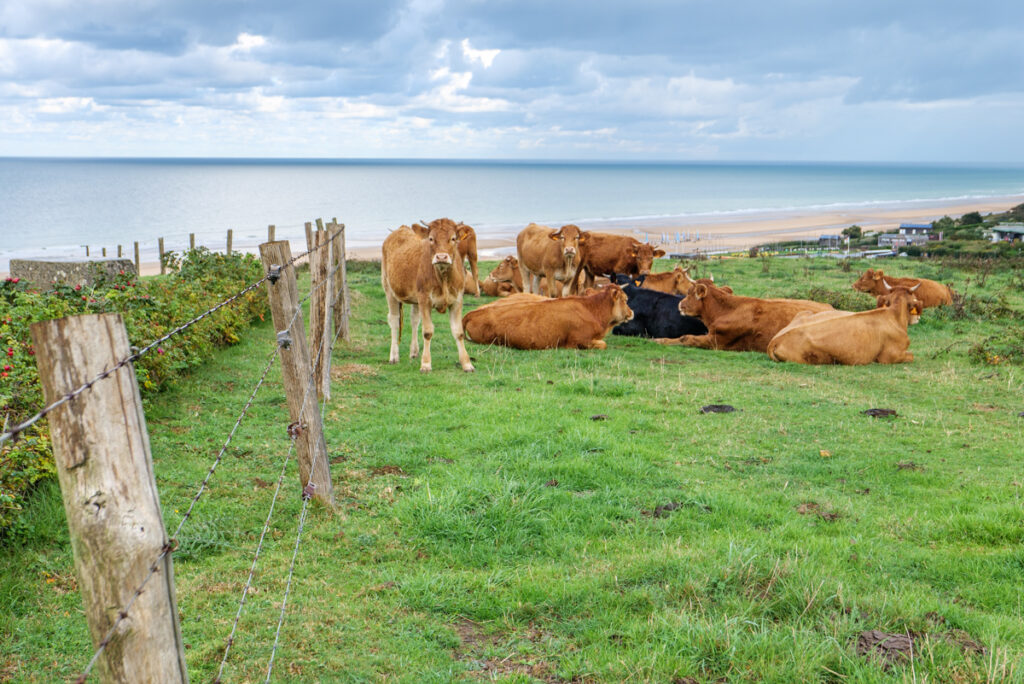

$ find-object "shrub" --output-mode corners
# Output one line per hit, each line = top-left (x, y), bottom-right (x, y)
(0, 249), (268, 532)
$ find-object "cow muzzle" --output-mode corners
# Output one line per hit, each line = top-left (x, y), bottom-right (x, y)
(563, 248), (576, 259)
(433, 253), (452, 266)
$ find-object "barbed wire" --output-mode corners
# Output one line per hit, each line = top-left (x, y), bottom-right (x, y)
(263, 288), (344, 682)
(0, 231), (339, 446)
(216, 245), (343, 682)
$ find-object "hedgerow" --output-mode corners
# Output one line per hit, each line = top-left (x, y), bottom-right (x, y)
(0, 248), (268, 532)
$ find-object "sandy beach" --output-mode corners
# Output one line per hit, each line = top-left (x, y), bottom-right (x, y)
(4, 195), (1021, 279)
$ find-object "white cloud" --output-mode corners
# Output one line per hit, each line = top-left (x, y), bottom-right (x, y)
(461, 38), (499, 68)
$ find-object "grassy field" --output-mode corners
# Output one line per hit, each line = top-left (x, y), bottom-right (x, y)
(2, 255), (1023, 683)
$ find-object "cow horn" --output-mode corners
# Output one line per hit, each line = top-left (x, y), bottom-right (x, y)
(457, 221), (466, 227)
(910, 282), (921, 292)
(418, 219), (429, 227)
(883, 279), (893, 290)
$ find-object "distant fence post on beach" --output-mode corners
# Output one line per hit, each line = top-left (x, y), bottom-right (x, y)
(31, 313), (189, 683)
(304, 222), (313, 257)
(101, 247), (106, 257)
(226, 229), (233, 256)
(85, 246), (90, 257)
(117, 245), (123, 258)
(189, 233), (195, 251)
(258, 240), (334, 505)
(134, 242), (140, 275)
(268, 224), (275, 242)
(330, 219), (350, 343)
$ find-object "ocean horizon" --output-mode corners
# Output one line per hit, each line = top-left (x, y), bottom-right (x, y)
(3, 157), (1024, 270)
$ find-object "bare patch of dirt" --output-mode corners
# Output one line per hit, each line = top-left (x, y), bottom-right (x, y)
(896, 461), (924, 471)
(331, 363), (377, 381)
(862, 408), (898, 418)
(856, 630), (913, 668)
(796, 502), (841, 521)
(701, 404), (737, 414)
(252, 477), (272, 489)
(369, 465), (407, 476)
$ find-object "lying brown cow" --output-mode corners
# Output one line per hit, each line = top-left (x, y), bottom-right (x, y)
(768, 286), (922, 365)
(637, 265), (695, 295)
(381, 219), (475, 372)
(516, 223), (588, 297)
(852, 268), (952, 308)
(656, 280), (833, 352)
(575, 232), (665, 289)
(475, 256), (525, 297)
(463, 285), (633, 350)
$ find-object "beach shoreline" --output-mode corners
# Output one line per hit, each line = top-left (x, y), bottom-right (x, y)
(3, 194), (1021, 279)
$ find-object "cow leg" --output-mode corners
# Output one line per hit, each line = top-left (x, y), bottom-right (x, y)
(469, 256), (480, 296)
(586, 339), (608, 350)
(449, 301), (475, 372)
(419, 301), (434, 372)
(545, 271), (558, 298)
(409, 304), (422, 359)
(386, 295), (402, 364)
(656, 333), (719, 349)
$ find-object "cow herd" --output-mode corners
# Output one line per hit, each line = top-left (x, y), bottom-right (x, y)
(380, 218), (955, 372)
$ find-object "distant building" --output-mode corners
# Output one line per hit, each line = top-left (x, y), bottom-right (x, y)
(898, 223), (933, 236)
(990, 223), (1024, 242)
(818, 234), (841, 248)
(878, 233), (930, 247)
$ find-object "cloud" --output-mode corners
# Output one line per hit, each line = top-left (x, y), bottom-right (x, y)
(0, 0), (1022, 160)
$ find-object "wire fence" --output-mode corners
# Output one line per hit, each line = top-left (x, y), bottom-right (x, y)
(22, 222), (351, 683)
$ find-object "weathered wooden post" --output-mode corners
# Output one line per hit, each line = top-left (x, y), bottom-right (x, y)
(330, 220), (350, 342)
(304, 222), (313, 257)
(117, 244), (123, 258)
(134, 242), (140, 275)
(85, 245), (90, 257)
(308, 231), (333, 400)
(189, 233), (195, 251)
(268, 224), (275, 242)
(226, 229), (233, 256)
(258, 241), (334, 505)
(102, 247), (107, 257)
(158, 237), (166, 275)
(31, 313), (189, 684)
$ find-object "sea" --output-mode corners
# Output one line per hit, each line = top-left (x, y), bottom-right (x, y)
(2, 158), (1024, 271)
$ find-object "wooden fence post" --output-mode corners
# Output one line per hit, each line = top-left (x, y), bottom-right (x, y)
(102, 247), (107, 257)
(134, 242), (140, 275)
(118, 244), (123, 258)
(158, 237), (165, 275)
(30, 313), (188, 684)
(304, 222), (313, 257)
(226, 229), (233, 256)
(309, 231), (333, 400)
(258, 241), (334, 505)
(330, 220), (350, 342)
(189, 233), (195, 251)
(85, 245), (90, 256)
(268, 224), (275, 242)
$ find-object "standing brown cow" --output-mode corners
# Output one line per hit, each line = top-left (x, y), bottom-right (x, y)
(456, 223), (480, 296)
(852, 268), (952, 308)
(656, 280), (834, 352)
(575, 232), (665, 289)
(516, 223), (589, 297)
(463, 285), (633, 350)
(381, 219), (475, 373)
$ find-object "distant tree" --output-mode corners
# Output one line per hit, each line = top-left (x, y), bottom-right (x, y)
(932, 216), (956, 232)
(1009, 203), (1024, 221)
(959, 211), (983, 226)
(841, 225), (862, 239)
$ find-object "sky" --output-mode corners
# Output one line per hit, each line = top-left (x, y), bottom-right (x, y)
(1, 0), (1023, 162)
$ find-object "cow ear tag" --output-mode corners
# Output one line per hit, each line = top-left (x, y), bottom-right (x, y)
(634, 280), (641, 286)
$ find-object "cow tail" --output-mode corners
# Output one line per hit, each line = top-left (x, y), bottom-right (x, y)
(767, 339), (781, 362)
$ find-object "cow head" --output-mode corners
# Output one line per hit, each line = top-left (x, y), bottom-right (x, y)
(852, 268), (883, 293)
(679, 280), (713, 318)
(413, 218), (462, 275)
(489, 255), (520, 283)
(549, 224), (587, 263)
(630, 243), (667, 276)
(606, 284), (634, 325)
(878, 281), (923, 324)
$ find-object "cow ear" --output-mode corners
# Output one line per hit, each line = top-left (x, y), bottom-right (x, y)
(694, 283), (708, 299)
(411, 224), (429, 239)
(578, 231), (589, 243)
(457, 225), (472, 241)
(630, 248), (638, 257)
(873, 270), (884, 280)
(653, 249), (666, 257)
(549, 231), (561, 241)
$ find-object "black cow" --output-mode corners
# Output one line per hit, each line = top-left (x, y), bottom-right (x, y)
(612, 276), (708, 338)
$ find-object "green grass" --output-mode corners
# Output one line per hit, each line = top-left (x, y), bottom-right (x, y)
(2, 255), (1023, 683)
